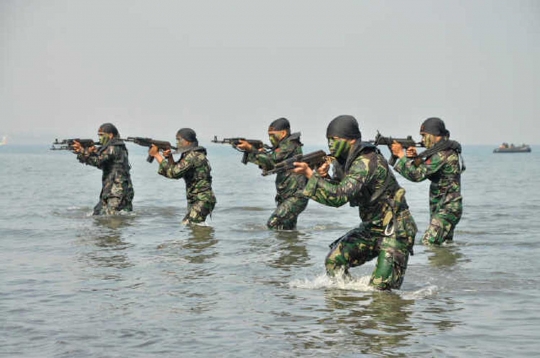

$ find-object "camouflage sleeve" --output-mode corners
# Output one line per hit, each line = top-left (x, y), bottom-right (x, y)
(394, 152), (446, 182)
(247, 141), (298, 171)
(158, 153), (193, 179)
(77, 146), (115, 169)
(302, 157), (370, 207)
(246, 151), (275, 171)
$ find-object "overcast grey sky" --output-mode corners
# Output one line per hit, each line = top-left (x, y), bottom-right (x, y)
(1, 0), (539, 145)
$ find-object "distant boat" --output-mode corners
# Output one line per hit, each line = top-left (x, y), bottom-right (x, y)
(493, 143), (531, 153)
(0, 136), (7, 146)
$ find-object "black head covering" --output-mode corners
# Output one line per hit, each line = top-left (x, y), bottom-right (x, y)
(99, 123), (119, 137)
(326, 115), (361, 140)
(268, 117), (290, 131)
(177, 128), (197, 142)
(420, 117), (450, 137)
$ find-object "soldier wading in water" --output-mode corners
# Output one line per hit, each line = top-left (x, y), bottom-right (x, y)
(72, 123), (134, 215)
(148, 128), (216, 225)
(293, 115), (418, 290)
(236, 118), (309, 230)
(391, 117), (464, 246)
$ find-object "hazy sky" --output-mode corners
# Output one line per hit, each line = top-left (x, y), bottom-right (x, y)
(1, 0), (539, 145)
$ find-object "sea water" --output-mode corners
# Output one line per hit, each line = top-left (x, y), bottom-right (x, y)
(1, 144), (539, 357)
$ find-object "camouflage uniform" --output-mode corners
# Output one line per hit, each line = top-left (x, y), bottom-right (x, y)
(247, 133), (309, 230)
(158, 146), (216, 225)
(303, 142), (417, 290)
(77, 138), (134, 215)
(394, 144), (463, 245)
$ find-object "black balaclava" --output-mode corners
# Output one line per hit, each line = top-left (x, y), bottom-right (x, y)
(420, 117), (449, 137)
(99, 123), (119, 137)
(268, 117), (290, 131)
(177, 128), (198, 143)
(326, 115), (361, 140)
(268, 117), (290, 147)
(326, 115), (362, 162)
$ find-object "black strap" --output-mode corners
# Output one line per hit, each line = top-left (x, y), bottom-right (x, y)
(416, 139), (466, 172)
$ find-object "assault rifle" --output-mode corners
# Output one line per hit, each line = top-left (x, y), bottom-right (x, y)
(262, 150), (329, 176)
(50, 138), (98, 151)
(212, 135), (271, 164)
(125, 136), (178, 163)
(372, 131), (423, 165)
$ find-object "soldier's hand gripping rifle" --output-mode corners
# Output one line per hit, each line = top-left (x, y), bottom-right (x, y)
(211, 135), (271, 164)
(125, 137), (178, 163)
(372, 131), (423, 165)
(262, 150), (329, 176)
(50, 138), (98, 151)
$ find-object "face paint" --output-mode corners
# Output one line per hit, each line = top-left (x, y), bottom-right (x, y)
(269, 134), (280, 147)
(328, 138), (350, 158)
(99, 133), (110, 145)
(421, 133), (436, 148)
(176, 137), (185, 149)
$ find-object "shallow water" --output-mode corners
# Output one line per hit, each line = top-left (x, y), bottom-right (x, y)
(1, 144), (539, 357)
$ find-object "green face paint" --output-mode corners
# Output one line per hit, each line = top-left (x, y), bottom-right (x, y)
(269, 134), (280, 147)
(328, 138), (350, 158)
(99, 134), (110, 145)
(422, 133), (436, 148)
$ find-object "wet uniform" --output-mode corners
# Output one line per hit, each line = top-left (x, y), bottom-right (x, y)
(303, 142), (418, 290)
(394, 141), (463, 245)
(158, 146), (216, 224)
(77, 138), (134, 215)
(247, 133), (309, 230)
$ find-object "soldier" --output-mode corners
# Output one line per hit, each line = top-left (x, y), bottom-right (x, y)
(236, 118), (309, 230)
(292, 115), (417, 290)
(148, 128), (216, 225)
(72, 123), (134, 215)
(390, 117), (464, 245)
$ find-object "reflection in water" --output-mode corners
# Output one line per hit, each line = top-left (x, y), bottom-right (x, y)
(268, 231), (310, 270)
(284, 290), (417, 356)
(83, 234), (133, 271)
(421, 297), (462, 333)
(156, 226), (220, 314)
(92, 214), (136, 230)
(321, 291), (416, 356)
(426, 244), (464, 268)
(157, 225), (218, 265)
(77, 215), (135, 273)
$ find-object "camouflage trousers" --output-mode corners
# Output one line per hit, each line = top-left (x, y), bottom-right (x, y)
(182, 193), (216, 225)
(423, 202), (462, 245)
(93, 186), (134, 216)
(267, 195), (309, 230)
(325, 209), (417, 290)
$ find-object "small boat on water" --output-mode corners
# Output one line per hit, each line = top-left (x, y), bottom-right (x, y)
(493, 143), (531, 153)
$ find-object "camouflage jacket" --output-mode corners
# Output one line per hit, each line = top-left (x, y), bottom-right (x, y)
(158, 146), (215, 203)
(247, 132), (307, 201)
(303, 142), (407, 227)
(394, 145), (462, 208)
(77, 138), (134, 201)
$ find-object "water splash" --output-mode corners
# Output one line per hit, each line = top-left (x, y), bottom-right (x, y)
(400, 285), (439, 299)
(289, 273), (374, 291)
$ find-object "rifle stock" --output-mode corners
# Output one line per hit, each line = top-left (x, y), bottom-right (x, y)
(125, 136), (177, 163)
(262, 150), (329, 176)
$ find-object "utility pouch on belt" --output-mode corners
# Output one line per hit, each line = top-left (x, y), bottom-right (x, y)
(383, 188), (406, 236)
